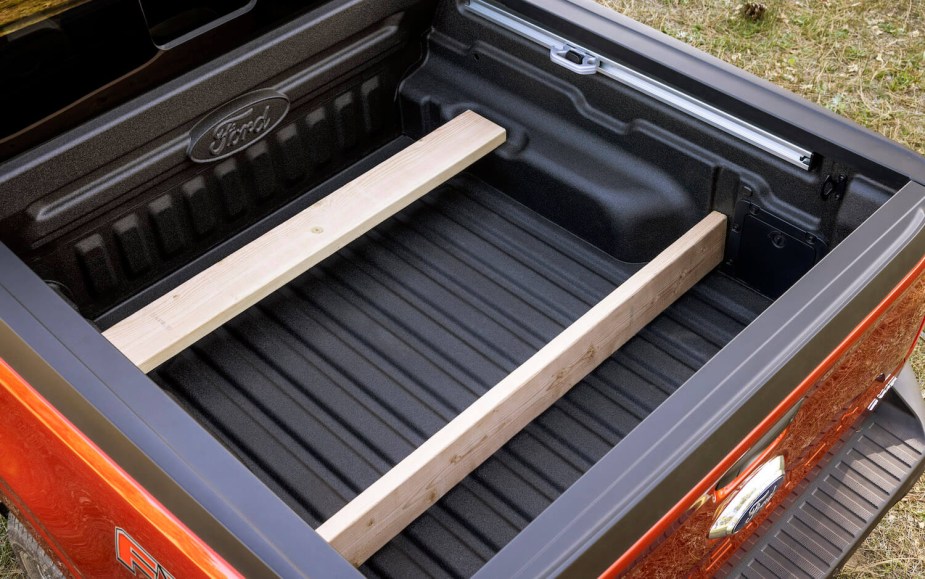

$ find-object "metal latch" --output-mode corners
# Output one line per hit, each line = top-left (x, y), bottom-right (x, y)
(550, 44), (599, 75)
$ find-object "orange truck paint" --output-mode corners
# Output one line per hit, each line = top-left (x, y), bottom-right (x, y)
(603, 254), (925, 578)
(0, 358), (241, 578)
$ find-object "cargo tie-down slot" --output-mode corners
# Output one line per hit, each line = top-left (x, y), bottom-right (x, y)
(466, 0), (814, 171)
(104, 110), (726, 566)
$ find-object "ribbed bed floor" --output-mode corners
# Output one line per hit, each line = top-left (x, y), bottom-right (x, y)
(151, 174), (771, 577)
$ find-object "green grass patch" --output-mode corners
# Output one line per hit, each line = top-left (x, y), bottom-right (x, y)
(0, 516), (20, 578)
(601, 0), (925, 154)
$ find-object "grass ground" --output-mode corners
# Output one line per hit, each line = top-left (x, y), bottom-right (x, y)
(600, 0), (925, 153)
(0, 0), (923, 577)
(0, 516), (18, 578)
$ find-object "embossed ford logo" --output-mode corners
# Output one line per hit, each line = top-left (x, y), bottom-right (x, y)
(188, 89), (289, 163)
(709, 455), (786, 539)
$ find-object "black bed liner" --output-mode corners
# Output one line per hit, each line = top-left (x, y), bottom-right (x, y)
(151, 174), (770, 577)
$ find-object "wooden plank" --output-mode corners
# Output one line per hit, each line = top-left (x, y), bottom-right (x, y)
(103, 111), (506, 373)
(316, 211), (727, 565)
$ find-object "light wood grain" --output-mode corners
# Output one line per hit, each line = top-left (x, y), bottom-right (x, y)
(103, 111), (506, 372)
(316, 211), (727, 565)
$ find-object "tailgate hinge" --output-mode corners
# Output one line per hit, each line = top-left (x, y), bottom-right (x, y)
(867, 375), (898, 412)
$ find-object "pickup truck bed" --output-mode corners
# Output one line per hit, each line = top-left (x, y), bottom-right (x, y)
(2, 0), (925, 577)
(151, 170), (769, 576)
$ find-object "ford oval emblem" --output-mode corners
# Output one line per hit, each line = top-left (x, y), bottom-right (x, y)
(709, 455), (785, 539)
(188, 89), (289, 163)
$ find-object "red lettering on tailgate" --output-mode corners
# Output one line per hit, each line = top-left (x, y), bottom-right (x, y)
(116, 528), (175, 579)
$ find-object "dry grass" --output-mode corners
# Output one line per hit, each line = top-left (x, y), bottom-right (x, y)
(600, 0), (925, 153)
(0, 517), (20, 578)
